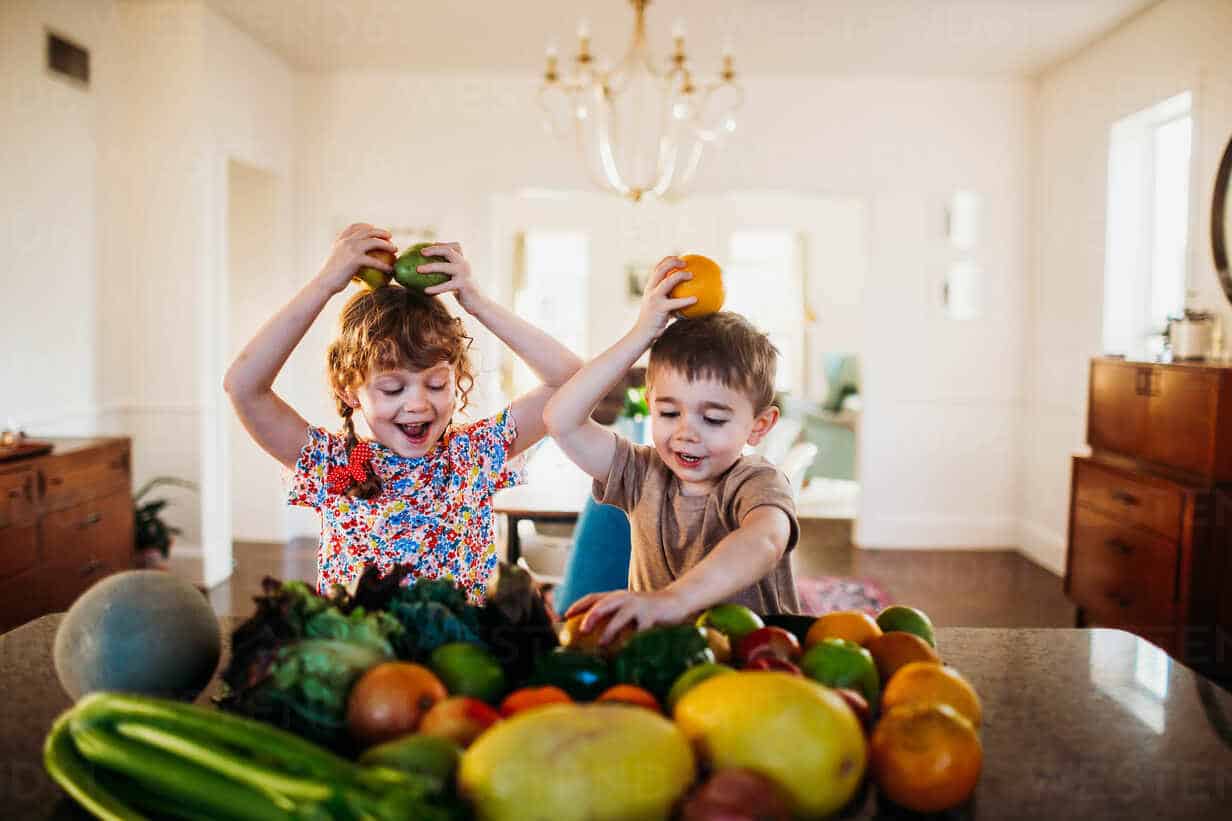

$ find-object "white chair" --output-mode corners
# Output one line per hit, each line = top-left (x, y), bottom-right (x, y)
(776, 441), (819, 501)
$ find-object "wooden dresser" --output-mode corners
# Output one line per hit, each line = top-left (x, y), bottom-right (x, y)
(0, 438), (134, 633)
(1066, 358), (1232, 678)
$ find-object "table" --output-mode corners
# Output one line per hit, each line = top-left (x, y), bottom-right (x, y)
(5, 619), (1232, 819)
(493, 442), (590, 565)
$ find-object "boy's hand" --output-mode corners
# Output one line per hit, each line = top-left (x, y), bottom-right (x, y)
(567, 589), (688, 643)
(316, 223), (397, 295)
(635, 257), (697, 342)
(420, 242), (484, 312)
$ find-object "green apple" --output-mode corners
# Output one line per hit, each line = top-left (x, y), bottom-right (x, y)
(394, 242), (450, 291)
(800, 638), (880, 706)
(695, 603), (764, 643)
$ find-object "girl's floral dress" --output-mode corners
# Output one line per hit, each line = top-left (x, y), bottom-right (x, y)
(287, 408), (524, 602)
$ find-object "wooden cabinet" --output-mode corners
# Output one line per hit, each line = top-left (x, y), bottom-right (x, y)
(0, 439), (133, 633)
(1087, 358), (1232, 483)
(1069, 359), (1232, 678)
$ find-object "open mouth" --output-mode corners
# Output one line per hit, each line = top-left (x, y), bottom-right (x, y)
(399, 421), (431, 444)
(674, 451), (704, 469)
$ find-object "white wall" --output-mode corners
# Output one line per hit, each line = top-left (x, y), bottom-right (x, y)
(0, 0), (119, 434)
(297, 72), (1032, 549)
(1021, 0), (1232, 574)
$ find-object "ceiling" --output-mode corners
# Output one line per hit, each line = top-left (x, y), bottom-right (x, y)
(200, 0), (1158, 77)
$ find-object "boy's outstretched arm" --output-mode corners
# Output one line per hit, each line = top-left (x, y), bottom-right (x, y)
(418, 243), (583, 457)
(224, 223), (397, 468)
(569, 505), (792, 640)
(543, 257), (696, 481)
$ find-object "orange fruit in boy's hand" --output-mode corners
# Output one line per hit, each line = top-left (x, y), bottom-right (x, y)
(871, 702), (982, 813)
(882, 662), (982, 728)
(669, 254), (725, 318)
(806, 610), (884, 649)
(498, 685), (572, 718)
(596, 684), (661, 712)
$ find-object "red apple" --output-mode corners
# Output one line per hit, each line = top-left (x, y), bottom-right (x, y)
(417, 696), (501, 747)
(745, 654), (802, 675)
(736, 626), (801, 665)
(833, 687), (871, 730)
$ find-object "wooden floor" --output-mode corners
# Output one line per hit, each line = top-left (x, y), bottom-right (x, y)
(202, 517), (1075, 628)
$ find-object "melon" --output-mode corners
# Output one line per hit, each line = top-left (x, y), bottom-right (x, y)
(459, 703), (695, 821)
(53, 570), (221, 701)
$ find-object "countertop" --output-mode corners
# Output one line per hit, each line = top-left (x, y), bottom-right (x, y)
(2, 616), (1230, 819)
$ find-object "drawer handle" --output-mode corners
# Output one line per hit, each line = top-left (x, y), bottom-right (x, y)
(78, 512), (102, 529)
(48, 477), (64, 487)
(6, 488), (20, 500)
(1105, 538), (1134, 556)
(79, 559), (104, 577)
(1105, 591), (1133, 609)
(1111, 491), (1139, 507)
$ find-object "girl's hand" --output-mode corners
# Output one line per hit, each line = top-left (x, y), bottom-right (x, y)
(569, 589), (688, 644)
(635, 256), (696, 341)
(315, 223), (397, 295)
(420, 242), (484, 312)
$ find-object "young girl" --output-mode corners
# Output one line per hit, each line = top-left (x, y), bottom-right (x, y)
(224, 223), (582, 601)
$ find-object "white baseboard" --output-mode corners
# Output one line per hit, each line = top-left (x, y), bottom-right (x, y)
(1017, 519), (1067, 576)
(855, 516), (1018, 549)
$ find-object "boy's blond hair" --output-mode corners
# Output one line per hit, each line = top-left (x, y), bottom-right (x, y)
(646, 312), (779, 412)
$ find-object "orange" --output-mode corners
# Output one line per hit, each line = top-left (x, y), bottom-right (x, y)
(870, 703), (982, 813)
(596, 684), (661, 712)
(805, 611), (884, 648)
(559, 611), (635, 656)
(865, 631), (940, 684)
(882, 662), (982, 728)
(669, 254), (725, 318)
(498, 685), (572, 718)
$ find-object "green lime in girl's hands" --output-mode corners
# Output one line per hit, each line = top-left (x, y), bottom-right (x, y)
(395, 242), (451, 291)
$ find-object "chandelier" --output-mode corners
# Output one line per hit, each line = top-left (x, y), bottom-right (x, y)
(538, 0), (743, 203)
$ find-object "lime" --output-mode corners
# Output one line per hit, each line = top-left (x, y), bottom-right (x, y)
(665, 662), (734, 713)
(429, 642), (507, 704)
(800, 638), (880, 705)
(696, 603), (764, 642)
(876, 606), (936, 648)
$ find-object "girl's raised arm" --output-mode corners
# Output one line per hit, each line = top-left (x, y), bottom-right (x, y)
(224, 224), (397, 468)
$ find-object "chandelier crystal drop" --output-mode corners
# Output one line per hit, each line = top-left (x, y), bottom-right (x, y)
(538, 0), (743, 203)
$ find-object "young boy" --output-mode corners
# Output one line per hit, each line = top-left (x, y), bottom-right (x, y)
(544, 256), (801, 641)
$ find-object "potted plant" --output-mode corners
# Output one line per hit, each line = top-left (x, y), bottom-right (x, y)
(619, 385), (649, 444)
(134, 477), (197, 569)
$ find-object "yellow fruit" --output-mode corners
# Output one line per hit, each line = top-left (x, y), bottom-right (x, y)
(459, 703), (695, 821)
(674, 672), (866, 819)
(865, 631), (940, 683)
(882, 662), (982, 728)
(670, 254), (725, 318)
(871, 703), (982, 813)
(805, 611), (883, 648)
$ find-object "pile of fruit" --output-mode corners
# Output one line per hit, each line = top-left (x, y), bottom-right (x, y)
(44, 566), (984, 820)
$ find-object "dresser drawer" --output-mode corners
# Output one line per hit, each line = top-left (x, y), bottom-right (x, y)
(1073, 459), (1183, 540)
(0, 468), (37, 529)
(39, 443), (130, 513)
(1068, 505), (1177, 630)
(40, 491), (133, 568)
(0, 565), (49, 633)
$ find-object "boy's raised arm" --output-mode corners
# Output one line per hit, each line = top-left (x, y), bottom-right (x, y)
(544, 257), (697, 482)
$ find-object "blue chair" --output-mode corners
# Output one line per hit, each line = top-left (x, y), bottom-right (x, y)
(554, 496), (632, 613)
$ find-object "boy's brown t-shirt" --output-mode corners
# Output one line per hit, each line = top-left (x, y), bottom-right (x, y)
(593, 435), (802, 615)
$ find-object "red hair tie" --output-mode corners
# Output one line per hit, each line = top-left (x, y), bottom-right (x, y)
(328, 442), (374, 494)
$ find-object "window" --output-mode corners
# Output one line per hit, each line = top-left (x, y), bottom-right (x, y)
(1102, 92), (1193, 357)
(726, 231), (804, 394)
(512, 231), (589, 396)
